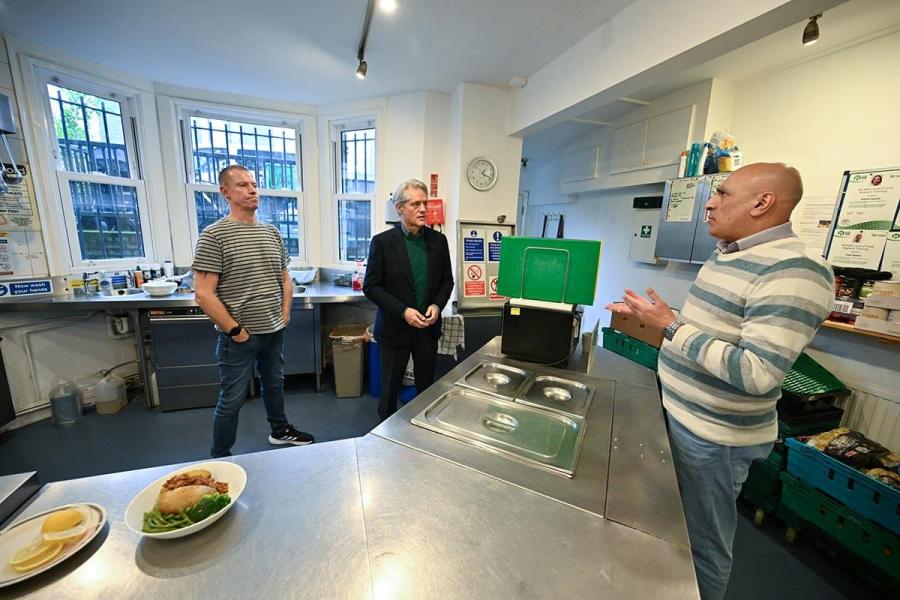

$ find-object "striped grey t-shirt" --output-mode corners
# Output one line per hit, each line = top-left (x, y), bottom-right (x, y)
(192, 218), (289, 334)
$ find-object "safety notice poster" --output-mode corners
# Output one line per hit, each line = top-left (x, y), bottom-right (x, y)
(457, 222), (514, 309)
(0, 164), (39, 231)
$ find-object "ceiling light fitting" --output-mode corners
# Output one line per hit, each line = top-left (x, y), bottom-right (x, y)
(802, 14), (821, 46)
(356, 0), (375, 80)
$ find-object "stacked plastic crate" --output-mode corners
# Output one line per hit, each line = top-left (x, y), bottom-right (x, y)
(779, 437), (899, 586)
(740, 353), (847, 526)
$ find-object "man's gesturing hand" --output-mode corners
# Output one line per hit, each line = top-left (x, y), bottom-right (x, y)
(606, 288), (677, 329)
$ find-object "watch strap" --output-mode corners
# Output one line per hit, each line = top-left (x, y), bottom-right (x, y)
(663, 320), (684, 342)
(228, 325), (243, 337)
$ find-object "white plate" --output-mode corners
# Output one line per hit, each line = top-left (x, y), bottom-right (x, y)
(0, 503), (107, 589)
(124, 461), (246, 539)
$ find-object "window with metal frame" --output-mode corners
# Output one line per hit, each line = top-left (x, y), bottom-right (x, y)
(45, 81), (150, 263)
(334, 124), (375, 262)
(183, 114), (303, 258)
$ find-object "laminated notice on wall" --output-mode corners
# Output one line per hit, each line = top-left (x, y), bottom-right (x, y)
(829, 229), (888, 269)
(463, 262), (486, 297)
(881, 231), (900, 280)
(664, 178), (698, 222)
(835, 171), (898, 231)
(0, 164), (40, 231)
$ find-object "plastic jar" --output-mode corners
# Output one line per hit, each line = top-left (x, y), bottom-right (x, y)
(49, 380), (82, 427)
(95, 372), (127, 415)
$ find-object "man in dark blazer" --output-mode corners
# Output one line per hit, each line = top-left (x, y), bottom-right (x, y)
(363, 179), (454, 421)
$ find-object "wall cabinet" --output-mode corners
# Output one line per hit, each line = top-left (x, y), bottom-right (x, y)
(562, 145), (601, 183)
(609, 106), (693, 175)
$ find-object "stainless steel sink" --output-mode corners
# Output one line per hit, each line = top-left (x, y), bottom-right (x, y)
(411, 387), (585, 477)
(457, 362), (532, 398)
(89, 288), (144, 297)
(294, 285), (306, 294)
(518, 375), (594, 419)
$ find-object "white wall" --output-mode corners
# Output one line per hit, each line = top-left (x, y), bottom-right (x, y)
(508, 0), (842, 135)
(729, 29), (900, 397)
(520, 30), (900, 404)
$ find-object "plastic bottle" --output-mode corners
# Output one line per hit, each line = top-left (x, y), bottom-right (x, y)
(352, 261), (364, 291)
(98, 271), (112, 292)
(133, 268), (144, 288)
(687, 143), (702, 178)
(697, 144), (710, 176)
(49, 379), (82, 427)
(162, 260), (175, 279)
(677, 151), (688, 178)
(96, 372), (127, 415)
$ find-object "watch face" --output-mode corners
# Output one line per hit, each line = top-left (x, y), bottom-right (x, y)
(467, 157), (497, 191)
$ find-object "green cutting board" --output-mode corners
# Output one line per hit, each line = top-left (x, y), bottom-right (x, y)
(497, 237), (601, 305)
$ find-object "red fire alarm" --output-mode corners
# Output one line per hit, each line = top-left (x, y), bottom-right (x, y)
(426, 199), (444, 225)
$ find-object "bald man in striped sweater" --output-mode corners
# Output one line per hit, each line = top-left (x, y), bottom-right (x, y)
(609, 163), (833, 600)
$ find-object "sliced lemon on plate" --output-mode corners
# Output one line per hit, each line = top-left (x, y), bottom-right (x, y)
(9, 540), (64, 572)
(42, 524), (90, 545)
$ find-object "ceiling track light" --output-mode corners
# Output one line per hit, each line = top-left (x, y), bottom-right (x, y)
(356, 0), (375, 79)
(802, 14), (821, 46)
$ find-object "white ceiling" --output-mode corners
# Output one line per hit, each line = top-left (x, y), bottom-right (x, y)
(523, 0), (900, 165)
(0, 0), (634, 106)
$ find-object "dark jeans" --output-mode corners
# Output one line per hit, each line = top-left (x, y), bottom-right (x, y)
(211, 329), (290, 457)
(378, 330), (438, 421)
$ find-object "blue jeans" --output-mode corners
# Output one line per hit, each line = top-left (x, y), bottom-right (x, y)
(211, 329), (290, 457)
(667, 414), (773, 600)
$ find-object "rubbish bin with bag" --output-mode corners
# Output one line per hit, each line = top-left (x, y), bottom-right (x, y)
(330, 324), (368, 397)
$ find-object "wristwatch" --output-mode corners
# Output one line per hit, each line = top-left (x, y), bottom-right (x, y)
(663, 320), (684, 342)
(227, 325), (243, 337)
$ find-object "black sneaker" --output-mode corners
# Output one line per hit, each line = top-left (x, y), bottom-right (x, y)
(268, 425), (314, 446)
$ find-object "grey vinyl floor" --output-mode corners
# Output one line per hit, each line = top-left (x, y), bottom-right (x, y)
(0, 375), (884, 599)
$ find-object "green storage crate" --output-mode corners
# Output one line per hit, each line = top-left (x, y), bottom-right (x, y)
(778, 471), (900, 583)
(497, 237), (601, 305)
(741, 450), (786, 524)
(782, 352), (848, 399)
(601, 328), (659, 370)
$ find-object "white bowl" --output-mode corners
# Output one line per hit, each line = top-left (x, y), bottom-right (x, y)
(124, 461), (246, 539)
(141, 281), (178, 297)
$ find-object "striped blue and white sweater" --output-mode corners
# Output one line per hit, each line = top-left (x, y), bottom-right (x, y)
(659, 234), (834, 446)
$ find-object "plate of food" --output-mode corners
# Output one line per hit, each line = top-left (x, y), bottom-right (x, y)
(0, 503), (106, 588)
(124, 461), (246, 539)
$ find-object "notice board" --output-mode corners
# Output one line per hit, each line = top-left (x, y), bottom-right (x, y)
(457, 221), (515, 310)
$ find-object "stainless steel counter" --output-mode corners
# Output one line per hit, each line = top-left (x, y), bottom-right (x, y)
(0, 472), (39, 526)
(0, 282), (368, 312)
(4, 440), (372, 599)
(2, 340), (698, 598)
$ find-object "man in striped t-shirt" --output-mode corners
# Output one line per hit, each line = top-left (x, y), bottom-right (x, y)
(194, 165), (314, 457)
(609, 163), (833, 600)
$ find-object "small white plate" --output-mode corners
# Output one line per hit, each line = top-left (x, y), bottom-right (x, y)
(124, 461), (246, 540)
(0, 503), (107, 589)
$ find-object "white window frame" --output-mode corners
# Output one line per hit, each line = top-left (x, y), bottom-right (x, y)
(177, 103), (307, 264)
(28, 64), (156, 271)
(331, 116), (377, 264)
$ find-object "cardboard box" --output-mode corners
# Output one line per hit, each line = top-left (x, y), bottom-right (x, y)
(864, 294), (900, 311)
(853, 316), (900, 338)
(610, 310), (665, 348)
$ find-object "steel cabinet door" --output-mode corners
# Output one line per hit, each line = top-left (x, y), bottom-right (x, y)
(283, 305), (321, 376)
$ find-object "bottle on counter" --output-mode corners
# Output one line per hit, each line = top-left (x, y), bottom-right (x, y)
(352, 261), (364, 291)
(133, 268), (144, 288)
(162, 260), (174, 279)
(677, 151), (688, 178)
(98, 271), (112, 292)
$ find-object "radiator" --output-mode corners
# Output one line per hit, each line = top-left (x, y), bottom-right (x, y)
(835, 389), (900, 452)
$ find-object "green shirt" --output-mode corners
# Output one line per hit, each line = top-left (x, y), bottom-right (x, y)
(402, 228), (429, 313)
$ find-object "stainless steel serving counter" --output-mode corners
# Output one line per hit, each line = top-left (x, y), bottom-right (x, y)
(0, 472), (39, 526)
(3, 340), (698, 598)
(0, 281), (368, 312)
